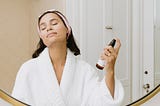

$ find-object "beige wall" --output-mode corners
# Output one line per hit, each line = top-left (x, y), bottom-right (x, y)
(0, 0), (65, 94)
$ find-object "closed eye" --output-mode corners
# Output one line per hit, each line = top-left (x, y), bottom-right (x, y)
(40, 26), (46, 31)
(39, 23), (46, 31)
(52, 23), (58, 25)
(50, 18), (59, 26)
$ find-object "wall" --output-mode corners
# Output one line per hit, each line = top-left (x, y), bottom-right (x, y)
(0, 0), (65, 94)
(0, 0), (30, 94)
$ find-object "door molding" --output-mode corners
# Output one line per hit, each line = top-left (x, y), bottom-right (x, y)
(132, 0), (143, 101)
(132, 0), (154, 101)
(65, 0), (87, 60)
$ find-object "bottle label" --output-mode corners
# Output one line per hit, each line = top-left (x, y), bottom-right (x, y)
(97, 59), (105, 67)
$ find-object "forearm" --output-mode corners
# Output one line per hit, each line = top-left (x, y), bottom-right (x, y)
(105, 70), (115, 98)
(102, 38), (121, 99)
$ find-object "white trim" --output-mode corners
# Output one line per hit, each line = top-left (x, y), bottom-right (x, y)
(132, 0), (154, 101)
(155, 73), (160, 86)
(102, 0), (113, 45)
(126, 0), (132, 100)
(79, 0), (87, 60)
(65, 0), (87, 60)
(65, 0), (79, 38)
(139, 0), (144, 98)
(117, 0), (132, 86)
(142, 0), (154, 94)
(132, 0), (142, 101)
(102, 0), (106, 46)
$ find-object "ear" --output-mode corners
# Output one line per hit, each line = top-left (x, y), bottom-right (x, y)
(66, 32), (70, 39)
(37, 26), (43, 39)
(38, 32), (43, 38)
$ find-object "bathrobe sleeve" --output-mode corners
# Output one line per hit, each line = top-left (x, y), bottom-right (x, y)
(81, 62), (124, 106)
(11, 63), (33, 105)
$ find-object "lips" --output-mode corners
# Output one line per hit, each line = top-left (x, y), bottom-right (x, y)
(47, 32), (57, 38)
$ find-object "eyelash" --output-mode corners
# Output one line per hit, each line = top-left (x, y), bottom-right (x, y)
(52, 23), (58, 25)
(41, 28), (46, 30)
(40, 22), (58, 30)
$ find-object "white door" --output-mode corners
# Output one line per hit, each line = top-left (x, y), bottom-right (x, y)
(142, 0), (154, 95)
(104, 0), (132, 104)
(132, 0), (155, 101)
(66, 0), (131, 105)
(132, 0), (160, 102)
(154, 0), (160, 88)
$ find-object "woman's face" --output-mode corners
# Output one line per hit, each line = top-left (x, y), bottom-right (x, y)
(39, 13), (68, 47)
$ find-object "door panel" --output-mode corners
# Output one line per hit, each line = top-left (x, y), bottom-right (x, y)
(142, 0), (154, 95)
(66, 0), (131, 105)
(154, 0), (160, 88)
(110, 0), (131, 104)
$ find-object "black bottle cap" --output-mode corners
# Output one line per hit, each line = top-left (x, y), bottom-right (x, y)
(108, 39), (116, 47)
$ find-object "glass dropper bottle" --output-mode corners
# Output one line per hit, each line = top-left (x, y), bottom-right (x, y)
(96, 39), (116, 70)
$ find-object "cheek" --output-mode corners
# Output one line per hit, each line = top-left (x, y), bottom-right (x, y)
(41, 38), (51, 47)
(39, 31), (47, 38)
(55, 24), (68, 34)
(58, 27), (68, 35)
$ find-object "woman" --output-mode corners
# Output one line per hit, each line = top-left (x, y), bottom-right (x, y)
(12, 9), (124, 106)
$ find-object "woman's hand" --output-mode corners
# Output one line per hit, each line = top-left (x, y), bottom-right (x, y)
(101, 38), (121, 98)
(100, 38), (121, 72)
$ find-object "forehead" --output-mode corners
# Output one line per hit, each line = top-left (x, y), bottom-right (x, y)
(39, 13), (61, 23)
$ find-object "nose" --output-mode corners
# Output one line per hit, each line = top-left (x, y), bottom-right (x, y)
(46, 25), (52, 32)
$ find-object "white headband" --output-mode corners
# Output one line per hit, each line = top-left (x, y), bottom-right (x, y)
(38, 9), (71, 37)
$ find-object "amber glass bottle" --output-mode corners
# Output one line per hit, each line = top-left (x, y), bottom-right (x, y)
(96, 39), (116, 70)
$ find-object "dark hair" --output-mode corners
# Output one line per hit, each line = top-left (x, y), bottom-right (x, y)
(32, 11), (80, 58)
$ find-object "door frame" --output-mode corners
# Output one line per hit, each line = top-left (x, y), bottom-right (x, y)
(132, 0), (154, 101)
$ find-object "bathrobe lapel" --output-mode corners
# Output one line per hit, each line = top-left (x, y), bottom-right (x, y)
(37, 48), (76, 105)
(37, 48), (65, 105)
(59, 49), (76, 102)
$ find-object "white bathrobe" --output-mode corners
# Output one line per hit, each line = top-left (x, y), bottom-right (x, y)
(12, 48), (124, 106)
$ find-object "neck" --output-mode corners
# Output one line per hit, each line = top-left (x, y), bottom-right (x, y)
(49, 45), (67, 67)
(48, 44), (67, 85)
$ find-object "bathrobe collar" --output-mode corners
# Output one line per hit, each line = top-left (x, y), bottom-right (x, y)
(37, 47), (76, 105)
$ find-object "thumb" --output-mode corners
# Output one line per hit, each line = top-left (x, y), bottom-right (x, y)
(114, 37), (121, 54)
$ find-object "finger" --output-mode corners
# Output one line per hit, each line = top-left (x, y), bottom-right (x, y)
(104, 46), (114, 53)
(103, 47), (110, 56)
(102, 49), (115, 59)
(101, 53), (116, 64)
(101, 53), (109, 60)
(105, 51), (111, 56)
(114, 37), (121, 54)
(104, 50), (112, 57)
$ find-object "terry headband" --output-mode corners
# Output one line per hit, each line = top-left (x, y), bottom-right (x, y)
(38, 9), (71, 37)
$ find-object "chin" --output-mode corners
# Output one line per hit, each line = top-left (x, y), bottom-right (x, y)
(44, 40), (56, 47)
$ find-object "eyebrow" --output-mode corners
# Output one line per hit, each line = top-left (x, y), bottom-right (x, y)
(50, 18), (58, 22)
(40, 18), (59, 26)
